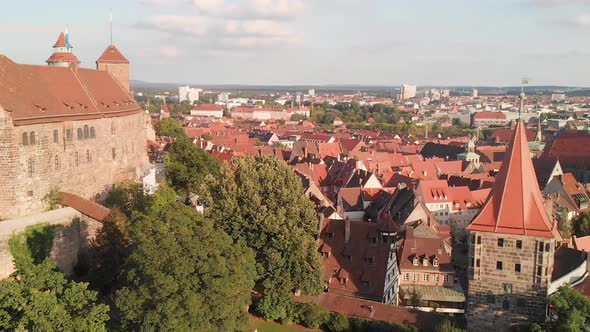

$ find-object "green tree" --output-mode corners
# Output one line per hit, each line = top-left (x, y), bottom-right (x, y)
(86, 208), (131, 294)
(205, 156), (322, 320)
(155, 117), (186, 138)
(549, 284), (590, 332)
(165, 137), (220, 196)
(115, 189), (256, 332)
(104, 180), (148, 217)
(574, 212), (590, 237)
(0, 225), (109, 331)
(436, 319), (465, 332)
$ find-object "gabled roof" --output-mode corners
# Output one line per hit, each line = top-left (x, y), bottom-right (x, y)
(467, 120), (561, 239)
(0, 55), (139, 125)
(96, 45), (129, 64)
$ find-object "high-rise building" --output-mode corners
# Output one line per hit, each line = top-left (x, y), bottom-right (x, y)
(399, 84), (417, 99)
(472, 88), (478, 98)
(308, 89), (315, 97)
(178, 86), (202, 104)
(217, 92), (230, 102)
(466, 119), (562, 331)
(551, 93), (565, 101)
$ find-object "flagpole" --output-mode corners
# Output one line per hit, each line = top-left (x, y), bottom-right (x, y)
(110, 9), (113, 45)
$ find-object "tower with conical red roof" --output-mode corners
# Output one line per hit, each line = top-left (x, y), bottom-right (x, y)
(96, 45), (130, 92)
(466, 96), (562, 331)
(46, 32), (80, 67)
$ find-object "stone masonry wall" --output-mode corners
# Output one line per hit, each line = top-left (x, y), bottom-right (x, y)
(0, 110), (146, 219)
(97, 63), (130, 92)
(0, 207), (102, 279)
(467, 231), (555, 331)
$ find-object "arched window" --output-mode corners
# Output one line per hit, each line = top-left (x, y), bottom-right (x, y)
(502, 299), (510, 311)
(22, 132), (28, 146)
(27, 159), (34, 177)
(84, 125), (89, 139)
(66, 129), (73, 141)
(75, 152), (79, 166)
(54, 155), (60, 169)
(53, 130), (59, 143)
(29, 132), (35, 145)
(77, 128), (83, 140)
(90, 127), (95, 138)
(86, 150), (91, 163)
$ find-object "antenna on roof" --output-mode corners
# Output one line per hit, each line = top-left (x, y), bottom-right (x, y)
(109, 9), (113, 45)
(519, 77), (529, 120)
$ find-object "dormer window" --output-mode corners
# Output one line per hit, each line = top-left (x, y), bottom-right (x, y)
(344, 255), (352, 263)
(433, 258), (439, 267)
(413, 257), (419, 266)
(367, 257), (375, 265)
(422, 258), (429, 266)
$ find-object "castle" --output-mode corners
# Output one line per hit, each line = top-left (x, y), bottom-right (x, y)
(0, 31), (147, 219)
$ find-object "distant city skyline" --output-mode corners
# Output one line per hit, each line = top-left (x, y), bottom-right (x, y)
(2, 0), (590, 86)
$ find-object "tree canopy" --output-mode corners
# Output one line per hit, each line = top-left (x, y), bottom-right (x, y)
(165, 137), (220, 196)
(549, 284), (590, 332)
(205, 156), (322, 319)
(155, 117), (187, 138)
(115, 187), (256, 332)
(574, 212), (590, 238)
(0, 224), (109, 331)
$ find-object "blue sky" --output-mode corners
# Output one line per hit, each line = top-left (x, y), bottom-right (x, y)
(1, 0), (590, 86)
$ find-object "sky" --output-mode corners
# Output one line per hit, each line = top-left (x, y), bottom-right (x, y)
(1, 0), (590, 86)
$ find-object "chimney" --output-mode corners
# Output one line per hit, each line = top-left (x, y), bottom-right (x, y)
(344, 218), (350, 244)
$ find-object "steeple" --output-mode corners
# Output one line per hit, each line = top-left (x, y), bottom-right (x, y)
(46, 31), (80, 67)
(467, 120), (561, 239)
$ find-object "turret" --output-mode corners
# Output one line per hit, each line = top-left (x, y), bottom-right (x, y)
(96, 45), (130, 92)
(46, 31), (80, 67)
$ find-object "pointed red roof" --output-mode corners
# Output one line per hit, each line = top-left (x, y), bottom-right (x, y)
(467, 120), (561, 239)
(96, 45), (129, 64)
(46, 52), (80, 64)
(53, 32), (67, 48)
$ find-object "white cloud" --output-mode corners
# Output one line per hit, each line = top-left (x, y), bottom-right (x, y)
(134, 0), (307, 54)
(569, 13), (590, 26)
(160, 46), (182, 57)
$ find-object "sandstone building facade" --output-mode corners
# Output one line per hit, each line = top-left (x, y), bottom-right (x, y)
(0, 32), (146, 219)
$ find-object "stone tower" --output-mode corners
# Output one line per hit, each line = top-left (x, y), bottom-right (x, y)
(46, 32), (80, 67)
(96, 45), (130, 92)
(466, 119), (562, 331)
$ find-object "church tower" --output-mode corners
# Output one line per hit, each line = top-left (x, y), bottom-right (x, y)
(46, 31), (80, 67)
(466, 112), (562, 330)
(96, 45), (130, 92)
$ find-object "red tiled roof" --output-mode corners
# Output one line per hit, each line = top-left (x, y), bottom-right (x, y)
(46, 52), (80, 64)
(473, 111), (506, 120)
(59, 192), (110, 222)
(490, 128), (535, 143)
(467, 121), (561, 238)
(96, 45), (129, 64)
(52, 32), (68, 48)
(542, 132), (590, 168)
(192, 103), (223, 111)
(295, 293), (446, 331)
(0, 56), (139, 126)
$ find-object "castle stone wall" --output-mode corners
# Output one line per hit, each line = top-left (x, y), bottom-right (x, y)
(0, 207), (102, 279)
(0, 110), (146, 219)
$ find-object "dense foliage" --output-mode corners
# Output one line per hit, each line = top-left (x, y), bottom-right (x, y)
(206, 156), (323, 320)
(548, 284), (590, 332)
(0, 224), (109, 331)
(155, 117), (187, 138)
(165, 136), (220, 196)
(574, 212), (590, 238)
(115, 186), (257, 331)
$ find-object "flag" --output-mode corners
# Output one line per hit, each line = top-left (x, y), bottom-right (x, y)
(65, 25), (70, 50)
(521, 79), (529, 85)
